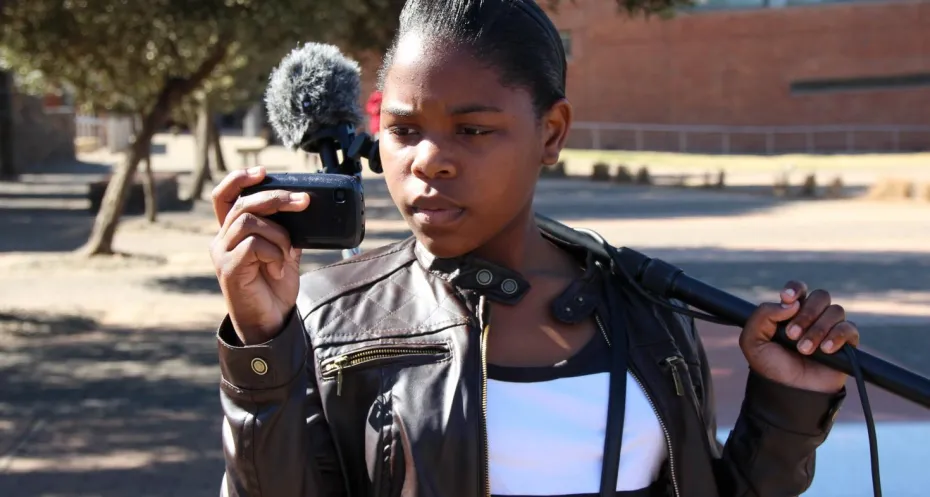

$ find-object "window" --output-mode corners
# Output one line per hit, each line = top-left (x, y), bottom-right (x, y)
(689, 0), (876, 11)
(559, 30), (573, 60)
(790, 73), (930, 95)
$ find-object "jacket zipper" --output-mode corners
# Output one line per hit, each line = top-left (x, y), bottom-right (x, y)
(320, 345), (447, 396)
(594, 315), (681, 497)
(478, 295), (492, 497)
(663, 356), (685, 397)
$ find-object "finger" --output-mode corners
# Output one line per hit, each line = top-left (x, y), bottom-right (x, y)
(780, 280), (809, 305)
(744, 300), (801, 341)
(819, 320), (859, 354)
(797, 304), (846, 354)
(224, 212), (293, 258)
(225, 235), (288, 281)
(212, 167), (267, 226)
(219, 189), (311, 237)
(785, 288), (831, 340)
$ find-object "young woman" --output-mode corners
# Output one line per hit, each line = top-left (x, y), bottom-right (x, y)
(209, 1), (858, 496)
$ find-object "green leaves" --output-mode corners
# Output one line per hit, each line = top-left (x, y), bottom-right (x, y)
(0, 0), (322, 115)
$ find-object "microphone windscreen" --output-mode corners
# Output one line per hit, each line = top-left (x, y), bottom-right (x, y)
(264, 42), (364, 150)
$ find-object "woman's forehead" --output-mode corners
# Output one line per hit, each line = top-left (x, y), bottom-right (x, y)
(383, 34), (531, 112)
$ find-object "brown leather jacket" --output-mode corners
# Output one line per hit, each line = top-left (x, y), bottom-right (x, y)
(215, 224), (846, 497)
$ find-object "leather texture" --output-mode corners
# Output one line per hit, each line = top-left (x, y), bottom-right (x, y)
(217, 225), (846, 497)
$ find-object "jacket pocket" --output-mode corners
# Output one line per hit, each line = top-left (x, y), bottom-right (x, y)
(320, 342), (451, 396)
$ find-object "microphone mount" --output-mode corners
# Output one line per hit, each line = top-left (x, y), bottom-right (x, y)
(298, 123), (382, 176)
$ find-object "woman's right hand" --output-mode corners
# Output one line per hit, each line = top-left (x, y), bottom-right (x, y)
(209, 167), (311, 345)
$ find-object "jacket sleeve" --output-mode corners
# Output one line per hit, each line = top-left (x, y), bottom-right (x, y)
(692, 318), (847, 497)
(216, 308), (347, 497)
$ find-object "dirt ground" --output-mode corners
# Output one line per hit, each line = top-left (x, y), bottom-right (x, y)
(1, 137), (929, 496)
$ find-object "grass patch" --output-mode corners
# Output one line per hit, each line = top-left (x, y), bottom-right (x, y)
(559, 149), (930, 173)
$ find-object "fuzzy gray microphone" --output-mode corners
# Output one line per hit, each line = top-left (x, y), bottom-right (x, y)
(264, 42), (364, 150)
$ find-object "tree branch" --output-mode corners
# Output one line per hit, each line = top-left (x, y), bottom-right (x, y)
(175, 40), (230, 98)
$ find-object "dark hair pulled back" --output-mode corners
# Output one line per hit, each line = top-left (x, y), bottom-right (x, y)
(378, 0), (567, 118)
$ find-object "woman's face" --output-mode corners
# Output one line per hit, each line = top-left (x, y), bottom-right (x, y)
(379, 33), (570, 259)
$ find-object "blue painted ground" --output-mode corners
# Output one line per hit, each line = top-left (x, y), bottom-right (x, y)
(718, 421), (929, 497)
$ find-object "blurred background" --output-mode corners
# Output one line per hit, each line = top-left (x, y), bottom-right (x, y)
(1, 0), (928, 495)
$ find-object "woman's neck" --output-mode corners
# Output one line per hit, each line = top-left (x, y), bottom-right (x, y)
(469, 205), (576, 278)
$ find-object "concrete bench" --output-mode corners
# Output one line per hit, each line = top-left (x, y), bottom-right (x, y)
(236, 146), (266, 169)
(87, 171), (190, 215)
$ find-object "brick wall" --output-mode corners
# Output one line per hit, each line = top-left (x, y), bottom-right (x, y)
(545, 0), (930, 152)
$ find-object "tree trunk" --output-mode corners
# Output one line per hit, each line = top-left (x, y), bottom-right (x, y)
(141, 146), (157, 223)
(0, 70), (16, 180)
(209, 116), (227, 173)
(131, 115), (158, 223)
(81, 118), (159, 255)
(80, 42), (230, 256)
(187, 97), (212, 201)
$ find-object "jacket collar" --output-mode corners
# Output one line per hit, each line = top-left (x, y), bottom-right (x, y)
(411, 225), (606, 324)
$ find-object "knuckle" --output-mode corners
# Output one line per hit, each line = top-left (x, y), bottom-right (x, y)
(268, 189), (289, 205)
(808, 288), (831, 303)
(241, 234), (260, 250)
(231, 194), (247, 213)
(828, 303), (846, 317)
(830, 325), (849, 337)
(210, 184), (222, 202)
(238, 212), (260, 229)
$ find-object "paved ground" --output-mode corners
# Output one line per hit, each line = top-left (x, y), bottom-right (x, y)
(1, 139), (929, 496)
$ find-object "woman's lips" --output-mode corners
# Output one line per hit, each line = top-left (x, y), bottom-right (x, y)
(411, 207), (465, 226)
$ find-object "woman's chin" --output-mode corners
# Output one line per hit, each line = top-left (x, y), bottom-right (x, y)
(412, 232), (480, 260)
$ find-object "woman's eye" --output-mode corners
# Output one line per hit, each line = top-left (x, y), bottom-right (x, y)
(388, 126), (418, 137)
(459, 126), (493, 136)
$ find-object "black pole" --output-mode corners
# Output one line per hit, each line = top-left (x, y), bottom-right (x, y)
(536, 213), (930, 410)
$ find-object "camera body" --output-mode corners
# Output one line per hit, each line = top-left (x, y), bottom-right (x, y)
(240, 173), (365, 250)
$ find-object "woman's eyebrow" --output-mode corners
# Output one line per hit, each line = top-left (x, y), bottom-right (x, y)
(382, 103), (504, 117)
(449, 103), (503, 115)
(382, 105), (417, 118)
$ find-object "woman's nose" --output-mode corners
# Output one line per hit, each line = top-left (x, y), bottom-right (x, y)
(410, 139), (457, 180)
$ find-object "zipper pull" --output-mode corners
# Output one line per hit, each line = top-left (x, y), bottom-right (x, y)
(663, 356), (684, 397)
(332, 356), (348, 396)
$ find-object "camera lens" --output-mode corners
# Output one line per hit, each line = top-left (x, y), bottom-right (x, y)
(333, 189), (347, 203)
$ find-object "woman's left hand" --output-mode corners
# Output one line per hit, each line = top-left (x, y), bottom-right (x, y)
(740, 280), (860, 394)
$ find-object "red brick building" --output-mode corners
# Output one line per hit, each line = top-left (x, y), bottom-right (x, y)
(544, 0), (930, 152)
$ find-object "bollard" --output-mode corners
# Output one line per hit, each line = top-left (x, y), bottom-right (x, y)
(591, 162), (611, 181)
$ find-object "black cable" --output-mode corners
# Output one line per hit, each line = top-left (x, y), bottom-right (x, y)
(845, 344), (882, 497)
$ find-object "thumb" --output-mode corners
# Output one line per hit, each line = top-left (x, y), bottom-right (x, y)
(745, 300), (800, 341)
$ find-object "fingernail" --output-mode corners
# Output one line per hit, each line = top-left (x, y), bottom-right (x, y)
(247, 166), (262, 176)
(781, 301), (794, 309)
(783, 288), (796, 298)
(798, 339), (812, 354)
(821, 340), (834, 353)
(787, 324), (802, 339)
(290, 192), (306, 202)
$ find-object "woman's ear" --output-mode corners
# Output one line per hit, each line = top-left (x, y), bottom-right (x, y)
(540, 98), (573, 166)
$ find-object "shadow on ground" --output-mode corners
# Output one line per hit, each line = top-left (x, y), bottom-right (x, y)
(1, 173), (849, 253)
(531, 178), (861, 220)
(0, 311), (224, 497)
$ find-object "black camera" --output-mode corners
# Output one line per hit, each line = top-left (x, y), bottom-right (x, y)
(240, 172), (365, 250)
